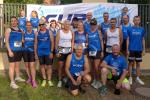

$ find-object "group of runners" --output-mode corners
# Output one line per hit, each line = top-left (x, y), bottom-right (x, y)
(5, 7), (146, 96)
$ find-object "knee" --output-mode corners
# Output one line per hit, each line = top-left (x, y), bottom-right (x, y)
(71, 90), (78, 96)
(101, 68), (108, 75)
(83, 74), (92, 84)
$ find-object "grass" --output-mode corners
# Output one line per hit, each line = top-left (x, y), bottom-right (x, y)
(0, 75), (92, 100)
(0, 75), (150, 100)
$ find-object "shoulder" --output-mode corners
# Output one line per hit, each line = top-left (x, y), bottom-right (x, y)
(5, 28), (11, 33)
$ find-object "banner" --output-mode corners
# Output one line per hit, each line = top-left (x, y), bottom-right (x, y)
(27, 3), (138, 24)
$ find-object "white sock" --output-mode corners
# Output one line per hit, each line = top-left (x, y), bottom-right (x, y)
(136, 77), (140, 80)
(129, 77), (132, 79)
(11, 81), (15, 84)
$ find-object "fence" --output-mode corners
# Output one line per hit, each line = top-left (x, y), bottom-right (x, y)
(0, 3), (150, 50)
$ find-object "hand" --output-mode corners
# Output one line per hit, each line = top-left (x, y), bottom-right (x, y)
(8, 51), (14, 57)
(77, 76), (82, 85)
(35, 54), (38, 60)
(116, 80), (122, 89)
(50, 53), (53, 59)
(72, 80), (78, 86)
(85, 43), (88, 47)
(56, 53), (60, 58)
(126, 51), (129, 56)
(112, 69), (117, 76)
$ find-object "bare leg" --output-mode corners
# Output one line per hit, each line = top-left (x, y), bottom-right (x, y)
(47, 65), (52, 81)
(40, 65), (46, 80)
(9, 62), (15, 82)
(30, 62), (36, 81)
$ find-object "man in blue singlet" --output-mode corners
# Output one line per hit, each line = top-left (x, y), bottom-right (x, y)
(99, 12), (110, 40)
(65, 44), (91, 96)
(127, 16), (146, 85)
(100, 44), (130, 96)
(120, 15), (131, 56)
(84, 12), (93, 33)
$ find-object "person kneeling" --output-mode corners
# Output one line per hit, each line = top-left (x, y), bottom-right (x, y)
(65, 44), (91, 96)
(99, 44), (130, 96)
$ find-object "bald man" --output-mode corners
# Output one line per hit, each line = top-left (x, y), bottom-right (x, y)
(65, 44), (91, 96)
(84, 12), (93, 33)
(99, 44), (130, 96)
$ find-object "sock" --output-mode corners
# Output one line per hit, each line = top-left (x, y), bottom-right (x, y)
(136, 77), (140, 80)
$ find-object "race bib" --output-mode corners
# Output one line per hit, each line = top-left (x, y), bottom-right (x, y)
(75, 72), (80, 77)
(33, 28), (38, 32)
(58, 47), (71, 54)
(14, 41), (22, 48)
(89, 51), (97, 56)
(106, 46), (112, 53)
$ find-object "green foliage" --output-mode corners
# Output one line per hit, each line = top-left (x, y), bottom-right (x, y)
(4, 0), (43, 4)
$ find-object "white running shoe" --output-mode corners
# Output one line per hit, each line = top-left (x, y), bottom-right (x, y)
(136, 77), (144, 85)
(10, 82), (19, 89)
(15, 77), (25, 82)
(91, 79), (96, 88)
(57, 81), (62, 88)
(95, 81), (102, 89)
(129, 77), (132, 85)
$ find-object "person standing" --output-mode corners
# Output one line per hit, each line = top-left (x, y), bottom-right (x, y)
(5, 16), (25, 89)
(55, 20), (74, 88)
(127, 16), (146, 85)
(35, 19), (54, 87)
(23, 21), (37, 88)
(87, 18), (104, 89)
(104, 18), (123, 56)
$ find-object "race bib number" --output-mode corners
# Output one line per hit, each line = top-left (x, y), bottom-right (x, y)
(89, 51), (97, 56)
(14, 41), (22, 48)
(75, 72), (80, 77)
(33, 28), (38, 32)
(106, 46), (112, 53)
(58, 47), (71, 54)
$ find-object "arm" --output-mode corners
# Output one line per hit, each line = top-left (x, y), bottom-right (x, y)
(104, 31), (107, 44)
(101, 61), (114, 70)
(98, 24), (101, 31)
(34, 32), (38, 58)
(65, 54), (76, 84)
(5, 28), (11, 52)
(86, 33), (88, 47)
(50, 31), (54, 58)
(71, 31), (74, 52)
(55, 31), (60, 51)
(118, 69), (128, 83)
(126, 37), (129, 55)
(50, 31), (54, 53)
(98, 30), (104, 52)
(82, 55), (90, 75)
(119, 28), (123, 47)
(142, 37), (146, 56)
